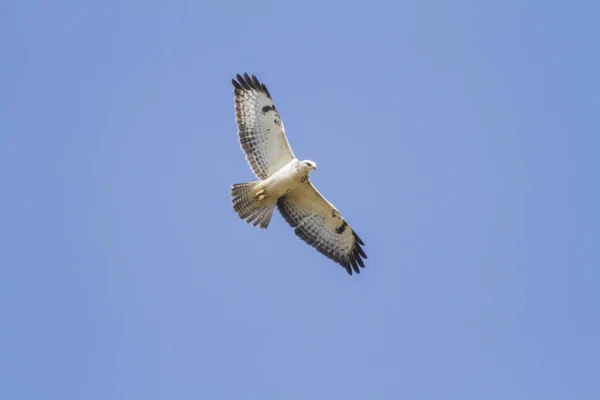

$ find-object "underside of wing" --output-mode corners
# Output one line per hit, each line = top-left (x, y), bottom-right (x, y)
(277, 183), (367, 275)
(232, 73), (295, 179)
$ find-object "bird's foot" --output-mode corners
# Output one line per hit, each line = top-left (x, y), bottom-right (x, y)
(254, 189), (266, 202)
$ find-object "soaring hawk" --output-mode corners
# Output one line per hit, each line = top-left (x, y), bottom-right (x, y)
(230, 73), (367, 275)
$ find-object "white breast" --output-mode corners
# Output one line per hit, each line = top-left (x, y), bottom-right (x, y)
(264, 160), (304, 198)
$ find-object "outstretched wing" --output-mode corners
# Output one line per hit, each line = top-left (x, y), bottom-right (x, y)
(232, 73), (295, 179)
(277, 182), (367, 275)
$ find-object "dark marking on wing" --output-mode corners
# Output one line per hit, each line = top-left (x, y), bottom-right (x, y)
(335, 220), (348, 234)
(277, 196), (367, 276)
(261, 105), (276, 114)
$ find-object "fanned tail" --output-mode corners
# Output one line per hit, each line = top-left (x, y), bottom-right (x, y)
(231, 182), (276, 229)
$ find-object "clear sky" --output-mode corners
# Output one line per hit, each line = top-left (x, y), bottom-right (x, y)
(1, 1), (599, 399)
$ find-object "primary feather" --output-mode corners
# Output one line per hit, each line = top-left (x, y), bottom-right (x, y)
(232, 73), (295, 179)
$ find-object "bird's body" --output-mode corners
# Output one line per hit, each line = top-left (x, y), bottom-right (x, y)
(230, 73), (367, 275)
(253, 159), (315, 201)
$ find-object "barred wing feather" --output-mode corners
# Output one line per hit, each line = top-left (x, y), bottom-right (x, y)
(277, 183), (367, 275)
(232, 73), (295, 179)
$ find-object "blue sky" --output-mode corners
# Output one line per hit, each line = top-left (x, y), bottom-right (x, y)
(1, 1), (599, 399)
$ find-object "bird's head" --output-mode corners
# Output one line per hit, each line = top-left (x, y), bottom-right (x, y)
(302, 160), (317, 172)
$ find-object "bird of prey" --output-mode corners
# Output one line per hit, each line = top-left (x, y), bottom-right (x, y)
(230, 73), (367, 275)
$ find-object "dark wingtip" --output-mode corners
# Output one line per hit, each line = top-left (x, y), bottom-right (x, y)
(355, 251), (365, 268)
(233, 73), (244, 90)
(232, 73), (272, 99)
(341, 260), (352, 275)
(353, 231), (365, 246)
(251, 74), (261, 88)
(243, 73), (258, 90)
(350, 256), (360, 274)
(355, 242), (367, 259)
(262, 83), (271, 99)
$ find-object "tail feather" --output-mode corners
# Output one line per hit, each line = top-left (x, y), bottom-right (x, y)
(231, 182), (276, 229)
